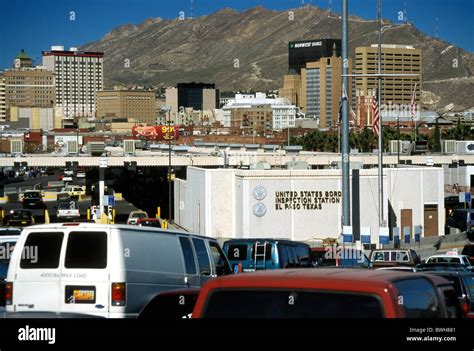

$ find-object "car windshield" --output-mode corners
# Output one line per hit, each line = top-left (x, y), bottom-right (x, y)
(23, 192), (40, 199)
(132, 213), (147, 219)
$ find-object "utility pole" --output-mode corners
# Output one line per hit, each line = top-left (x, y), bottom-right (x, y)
(377, 0), (384, 227)
(341, 0), (350, 227)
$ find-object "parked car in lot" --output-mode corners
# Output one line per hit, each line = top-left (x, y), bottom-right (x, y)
(462, 244), (474, 265)
(21, 190), (44, 209)
(7, 209), (34, 227)
(416, 262), (471, 272)
(222, 239), (312, 272)
(192, 269), (464, 318)
(127, 210), (148, 225)
(370, 249), (421, 268)
(136, 218), (161, 228)
(6, 223), (232, 318)
(311, 247), (372, 268)
(426, 251), (473, 270)
(423, 271), (474, 318)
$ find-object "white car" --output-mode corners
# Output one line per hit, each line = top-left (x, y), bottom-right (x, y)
(56, 201), (80, 219)
(62, 175), (73, 182)
(426, 250), (473, 268)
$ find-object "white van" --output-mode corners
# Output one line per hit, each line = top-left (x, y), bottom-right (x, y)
(5, 223), (232, 318)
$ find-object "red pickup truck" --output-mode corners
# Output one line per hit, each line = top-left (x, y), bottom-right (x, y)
(191, 269), (464, 318)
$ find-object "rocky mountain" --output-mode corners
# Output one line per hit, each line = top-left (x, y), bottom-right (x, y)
(81, 6), (474, 111)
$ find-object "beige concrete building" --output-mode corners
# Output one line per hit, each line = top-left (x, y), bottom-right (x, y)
(230, 105), (273, 135)
(300, 55), (353, 128)
(96, 90), (157, 125)
(9, 106), (61, 130)
(355, 44), (422, 105)
(3, 67), (55, 120)
(279, 74), (302, 107)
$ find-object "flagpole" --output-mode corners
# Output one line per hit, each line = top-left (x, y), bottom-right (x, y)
(341, 0), (351, 228)
(377, 0), (384, 227)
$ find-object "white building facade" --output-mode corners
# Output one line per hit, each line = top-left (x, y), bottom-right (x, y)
(42, 46), (103, 121)
(175, 167), (444, 245)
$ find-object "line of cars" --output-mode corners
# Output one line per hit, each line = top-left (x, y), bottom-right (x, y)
(1, 224), (473, 319)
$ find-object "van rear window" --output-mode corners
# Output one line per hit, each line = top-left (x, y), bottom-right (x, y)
(20, 232), (64, 269)
(202, 290), (384, 318)
(65, 232), (107, 269)
(227, 244), (248, 260)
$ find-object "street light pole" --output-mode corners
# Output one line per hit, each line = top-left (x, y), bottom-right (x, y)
(377, 0), (384, 227)
(341, 0), (351, 228)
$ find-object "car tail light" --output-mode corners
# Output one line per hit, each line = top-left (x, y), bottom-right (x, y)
(5, 282), (13, 305)
(111, 283), (126, 306)
(461, 301), (469, 314)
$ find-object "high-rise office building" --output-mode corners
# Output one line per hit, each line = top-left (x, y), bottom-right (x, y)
(42, 46), (104, 122)
(355, 44), (422, 105)
(300, 55), (353, 128)
(96, 90), (157, 125)
(288, 39), (341, 74)
(165, 82), (219, 123)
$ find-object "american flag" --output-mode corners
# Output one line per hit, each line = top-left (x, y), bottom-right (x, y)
(410, 83), (417, 120)
(372, 94), (379, 136)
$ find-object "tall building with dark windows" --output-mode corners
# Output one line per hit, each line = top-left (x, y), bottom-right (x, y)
(42, 46), (103, 123)
(165, 82), (219, 123)
(288, 39), (341, 74)
(300, 55), (353, 128)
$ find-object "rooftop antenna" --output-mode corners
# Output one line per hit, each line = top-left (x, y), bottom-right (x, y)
(329, 0), (333, 16)
(190, 0), (194, 19)
(435, 17), (439, 38)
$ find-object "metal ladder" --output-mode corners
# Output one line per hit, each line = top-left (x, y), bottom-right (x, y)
(254, 241), (268, 270)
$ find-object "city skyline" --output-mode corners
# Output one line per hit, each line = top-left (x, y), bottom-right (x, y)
(0, 0), (473, 70)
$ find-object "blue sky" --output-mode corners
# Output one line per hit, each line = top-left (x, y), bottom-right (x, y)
(0, 0), (472, 69)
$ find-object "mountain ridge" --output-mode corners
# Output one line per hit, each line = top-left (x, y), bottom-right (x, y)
(81, 5), (474, 111)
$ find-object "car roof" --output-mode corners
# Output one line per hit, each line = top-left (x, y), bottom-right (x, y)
(428, 254), (469, 259)
(371, 249), (412, 252)
(18, 223), (215, 241)
(427, 271), (472, 277)
(200, 268), (447, 291)
(224, 238), (308, 246)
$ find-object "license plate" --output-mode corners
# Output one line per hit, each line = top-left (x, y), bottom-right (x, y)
(21, 221), (27, 224)
(65, 286), (96, 304)
(73, 290), (95, 301)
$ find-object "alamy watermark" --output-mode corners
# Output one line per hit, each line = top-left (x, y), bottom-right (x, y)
(0, 243), (38, 264)
(324, 244), (365, 264)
